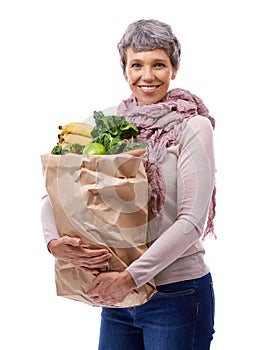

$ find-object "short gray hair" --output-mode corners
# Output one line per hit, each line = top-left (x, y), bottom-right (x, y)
(117, 19), (181, 73)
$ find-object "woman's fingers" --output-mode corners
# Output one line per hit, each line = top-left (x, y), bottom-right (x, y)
(60, 235), (81, 246)
(49, 236), (112, 271)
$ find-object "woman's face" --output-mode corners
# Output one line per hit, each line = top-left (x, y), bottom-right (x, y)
(124, 48), (175, 105)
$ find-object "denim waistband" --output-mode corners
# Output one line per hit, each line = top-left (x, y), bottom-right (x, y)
(156, 273), (212, 293)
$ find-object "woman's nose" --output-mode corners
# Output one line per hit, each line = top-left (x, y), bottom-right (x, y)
(142, 67), (154, 81)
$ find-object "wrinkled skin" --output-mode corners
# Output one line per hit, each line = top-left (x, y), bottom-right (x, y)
(48, 236), (112, 275)
(87, 270), (136, 305)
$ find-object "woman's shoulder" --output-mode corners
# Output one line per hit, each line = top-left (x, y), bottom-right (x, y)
(179, 115), (214, 148)
(185, 115), (214, 137)
(188, 115), (213, 129)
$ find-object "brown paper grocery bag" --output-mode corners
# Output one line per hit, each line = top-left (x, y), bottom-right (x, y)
(41, 153), (156, 307)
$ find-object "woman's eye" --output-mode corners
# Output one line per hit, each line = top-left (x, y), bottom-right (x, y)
(154, 62), (166, 67)
(131, 63), (141, 68)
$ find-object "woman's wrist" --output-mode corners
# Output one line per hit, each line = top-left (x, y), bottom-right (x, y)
(47, 239), (58, 254)
(121, 270), (137, 290)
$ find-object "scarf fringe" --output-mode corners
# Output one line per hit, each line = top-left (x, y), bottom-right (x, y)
(143, 159), (166, 216)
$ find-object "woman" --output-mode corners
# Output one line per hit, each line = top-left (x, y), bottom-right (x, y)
(41, 19), (216, 349)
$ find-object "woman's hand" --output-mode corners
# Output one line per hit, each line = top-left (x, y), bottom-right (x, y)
(87, 270), (136, 305)
(48, 236), (112, 275)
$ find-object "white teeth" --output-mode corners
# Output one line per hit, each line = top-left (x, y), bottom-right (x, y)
(140, 86), (157, 90)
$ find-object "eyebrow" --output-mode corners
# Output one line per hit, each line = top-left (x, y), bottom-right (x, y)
(129, 58), (169, 64)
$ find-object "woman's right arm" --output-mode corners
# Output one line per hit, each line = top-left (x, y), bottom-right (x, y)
(41, 195), (112, 274)
(40, 194), (61, 246)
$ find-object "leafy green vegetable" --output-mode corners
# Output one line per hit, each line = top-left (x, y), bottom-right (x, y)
(90, 111), (146, 154)
(70, 143), (85, 154)
(51, 143), (84, 155)
(123, 140), (148, 152)
(51, 145), (62, 154)
(91, 111), (139, 139)
(106, 140), (148, 155)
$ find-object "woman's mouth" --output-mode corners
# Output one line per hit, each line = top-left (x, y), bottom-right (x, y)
(139, 85), (160, 92)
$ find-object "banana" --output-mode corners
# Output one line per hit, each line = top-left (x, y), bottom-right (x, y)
(58, 122), (94, 138)
(58, 133), (93, 146)
(52, 121), (94, 154)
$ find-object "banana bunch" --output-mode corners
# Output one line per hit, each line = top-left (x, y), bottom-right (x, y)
(57, 122), (94, 148)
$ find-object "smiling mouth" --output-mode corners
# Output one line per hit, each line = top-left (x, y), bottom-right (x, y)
(139, 85), (160, 91)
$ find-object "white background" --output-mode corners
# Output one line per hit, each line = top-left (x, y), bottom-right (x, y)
(1, 0), (268, 349)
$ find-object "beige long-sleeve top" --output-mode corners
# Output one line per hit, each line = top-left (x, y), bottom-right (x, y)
(41, 115), (215, 288)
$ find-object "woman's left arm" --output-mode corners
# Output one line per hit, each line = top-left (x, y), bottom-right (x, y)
(126, 116), (215, 287)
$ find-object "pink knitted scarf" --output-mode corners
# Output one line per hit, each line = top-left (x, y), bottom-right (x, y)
(117, 88), (216, 238)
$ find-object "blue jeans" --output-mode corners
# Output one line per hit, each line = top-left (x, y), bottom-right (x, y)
(98, 273), (215, 350)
